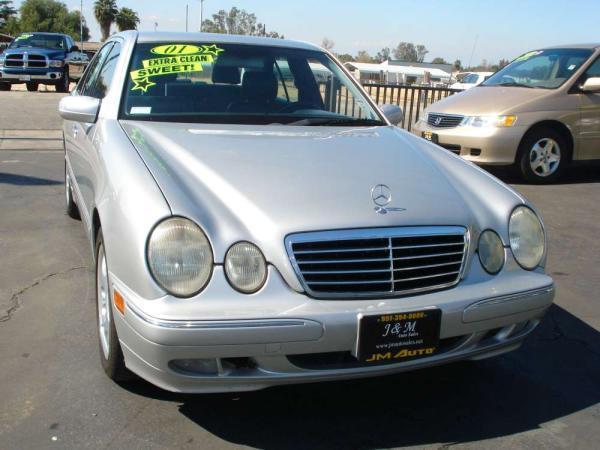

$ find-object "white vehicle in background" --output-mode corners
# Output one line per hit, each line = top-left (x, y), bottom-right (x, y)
(451, 72), (494, 90)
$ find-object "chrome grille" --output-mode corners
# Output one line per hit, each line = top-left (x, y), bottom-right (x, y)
(27, 54), (47, 68)
(427, 113), (464, 128)
(5, 54), (23, 67)
(286, 227), (468, 299)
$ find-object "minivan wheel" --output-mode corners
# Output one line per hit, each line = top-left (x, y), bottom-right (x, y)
(26, 82), (39, 92)
(96, 231), (131, 381)
(517, 127), (568, 184)
(65, 161), (80, 219)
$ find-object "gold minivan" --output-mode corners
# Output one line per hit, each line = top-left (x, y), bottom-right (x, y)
(414, 44), (600, 183)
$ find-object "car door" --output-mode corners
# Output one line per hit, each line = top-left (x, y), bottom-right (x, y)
(578, 56), (600, 159)
(75, 41), (122, 217)
(64, 42), (114, 221)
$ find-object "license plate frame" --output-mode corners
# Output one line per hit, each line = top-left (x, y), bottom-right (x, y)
(18, 75), (31, 81)
(356, 309), (441, 365)
(422, 131), (439, 143)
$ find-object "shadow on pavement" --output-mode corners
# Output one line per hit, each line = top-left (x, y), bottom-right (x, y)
(122, 304), (600, 448)
(485, 162), (600, 185)
(0, 172), (62, 186)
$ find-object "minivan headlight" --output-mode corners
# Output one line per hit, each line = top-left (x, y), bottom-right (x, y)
(147, 217), (213, 297)
(460, 115), (517, 128)
(509, 206), (545, 270)
(224, 242), (267, 293)
(478, 230), (505, 274)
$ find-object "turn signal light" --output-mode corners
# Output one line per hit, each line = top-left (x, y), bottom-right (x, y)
(113, 290), (125, 315)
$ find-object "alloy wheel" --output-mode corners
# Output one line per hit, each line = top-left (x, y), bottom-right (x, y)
(529, 138), (561, 177)
(97, 245), (111, 360)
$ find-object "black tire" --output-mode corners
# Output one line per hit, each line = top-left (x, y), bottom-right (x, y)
(95, 230), (132, 382)
(26, 82), (39, 92)
(55, 67), (70, 93)
(0, 82), (11, 91)
(64, 160), (80, 220)
(517, 126), (570, 184)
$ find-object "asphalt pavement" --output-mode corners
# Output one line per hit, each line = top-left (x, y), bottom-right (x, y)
(0, 91), (599, 449)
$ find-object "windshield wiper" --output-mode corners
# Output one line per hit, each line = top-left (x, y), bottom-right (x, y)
(495, 81), (537, 88)
(284, 117), (386, 126)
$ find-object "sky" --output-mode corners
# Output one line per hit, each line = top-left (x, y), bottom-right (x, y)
(11, 0), (600, 64)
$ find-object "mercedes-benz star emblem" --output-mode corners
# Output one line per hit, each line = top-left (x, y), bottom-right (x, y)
(371, 184), (392, 207)
(371, 184), (406, 214)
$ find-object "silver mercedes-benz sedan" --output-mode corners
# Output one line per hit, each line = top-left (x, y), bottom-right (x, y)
(59, 31), (555, 393)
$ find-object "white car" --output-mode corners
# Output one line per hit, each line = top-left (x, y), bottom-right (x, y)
(451, 72), (494, 90)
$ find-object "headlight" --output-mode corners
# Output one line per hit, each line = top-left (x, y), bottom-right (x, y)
(49, 60), (64, 68)
(478, 230), (505, 274)
(147, 217), (213, 297)
(509, 206), (545, 270)
(224, 242), (267, 293)
(460, 115), (517, 128)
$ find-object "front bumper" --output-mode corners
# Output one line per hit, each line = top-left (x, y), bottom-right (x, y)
(111, 263), (555, 393)
(413, 120), (528, 165)
(0, 68), (63, 83)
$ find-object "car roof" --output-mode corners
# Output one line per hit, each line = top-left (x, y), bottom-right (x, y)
(540, 43), (600, 50)
(122, 31), (322, 52)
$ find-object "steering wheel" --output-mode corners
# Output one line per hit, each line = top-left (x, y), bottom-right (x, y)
(278, 102), (322, 113)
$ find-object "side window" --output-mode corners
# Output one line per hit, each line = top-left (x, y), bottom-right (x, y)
(78, 43), (113, 95)
(274, 59), (299, 103)
(584, 58), (600, 79)
(86, 42), (122, 99)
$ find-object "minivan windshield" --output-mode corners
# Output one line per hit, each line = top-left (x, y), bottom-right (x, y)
(121, 42), (384, 125)
(9, 33), (66, 50)
(482, 48), (592, 89)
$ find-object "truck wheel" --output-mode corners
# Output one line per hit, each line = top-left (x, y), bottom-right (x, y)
(26, 82), (39, 92)
(56, 67), (70, 93)
(65, 161), (80, 220)
(0, 82), (11, 91)
(96, 230), (132, 382)
(517, 126), (569, 184)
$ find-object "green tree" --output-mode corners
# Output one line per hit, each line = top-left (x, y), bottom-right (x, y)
(16, 0), (89, 41)
(355, 50), (374, 63)
(393, 42), (429, 62)
(202, 7), (283, 38)
(431, 57), (447, 64)
(375, 47), (391, 63)
(0, 0), (17, 30)
(453, 59), (462, 71)
(336, 53), (354, 63)
(116, 7), (139, 32)
(416, 44), (428, 62)
(94, 0), (117, 41)
(498, 58), (510, 69)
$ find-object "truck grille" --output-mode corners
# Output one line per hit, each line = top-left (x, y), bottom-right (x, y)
(27, 54), (47, 68)
(427, 113), (464, 128)
(285, 227), (468, 299)
(3, 53), (48, 68)
(4, 54), (23, 67)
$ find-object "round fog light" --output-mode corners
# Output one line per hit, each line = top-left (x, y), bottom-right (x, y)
(225, 242), (267, 293)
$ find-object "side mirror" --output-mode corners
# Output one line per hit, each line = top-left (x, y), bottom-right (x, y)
(59, 96), (100, 123)
(581, 77), (600, 93)
(70, 45), (80, 53)
(380, 104), (403, 126)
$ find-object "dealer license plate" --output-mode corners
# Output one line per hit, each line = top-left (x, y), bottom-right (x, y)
(357, 309), (441, 364)
(19, 75), (31, 81)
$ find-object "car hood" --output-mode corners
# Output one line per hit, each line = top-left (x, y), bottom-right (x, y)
(429, 85), (553, 115)
(4, 47), (65, 59)
(121, 121), (524, 291)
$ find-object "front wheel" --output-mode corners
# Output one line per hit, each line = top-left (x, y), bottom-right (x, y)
(55, 67), (70, 93)
(96, 231), (131, 381)
(26, 82), (39, 92)
(517, 127), (569, 184)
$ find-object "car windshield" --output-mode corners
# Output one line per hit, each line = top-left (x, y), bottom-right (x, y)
(462, 73), (479, 84)
(9, 33), (65, 50)
(482, 48), (593, 89)
(121, 42), (384, 125)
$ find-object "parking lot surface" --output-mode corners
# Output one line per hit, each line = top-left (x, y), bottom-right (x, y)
(0, 91), (599, 449)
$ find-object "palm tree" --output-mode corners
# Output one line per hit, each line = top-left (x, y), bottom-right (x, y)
(94, 0), (118, 41)
(116, 7), (140, 32)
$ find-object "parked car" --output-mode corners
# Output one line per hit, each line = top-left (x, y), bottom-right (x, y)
(450, 71), (494, 90)
(415, 44), (600, 183)
(0, 32), (85, 92)
(59, 31), (554, 393)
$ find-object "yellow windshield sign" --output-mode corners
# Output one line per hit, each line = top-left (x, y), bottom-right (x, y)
(130, 44), (224, 92)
